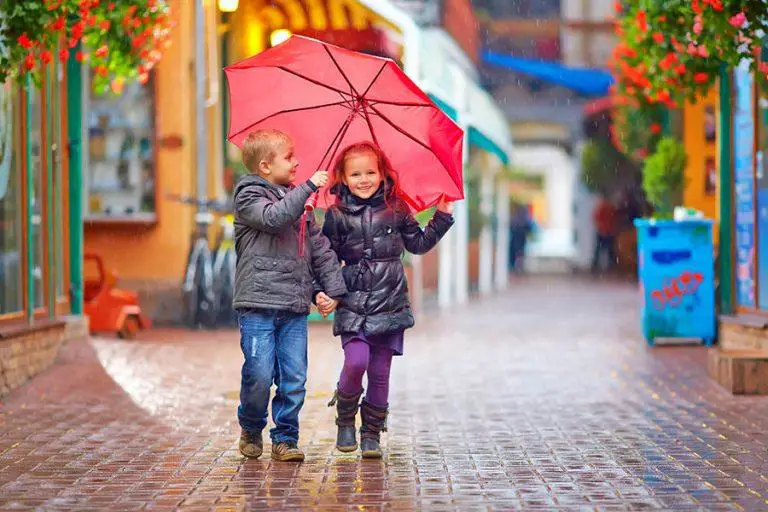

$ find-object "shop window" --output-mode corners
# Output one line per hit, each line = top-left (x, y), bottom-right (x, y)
(29, 83), (45, 309)
(0, 83), (22, 315)
(85, 72), (156, 220)
(52, 62), (66, 299)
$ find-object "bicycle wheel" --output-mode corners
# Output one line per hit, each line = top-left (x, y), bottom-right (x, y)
(215, 248), (237, 327)
(195, 247), (219, 329)
(182, 241), (218, 329)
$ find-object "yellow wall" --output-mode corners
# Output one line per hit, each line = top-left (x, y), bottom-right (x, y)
(682, 90), (718, 222)
(84, 0), (203, 283)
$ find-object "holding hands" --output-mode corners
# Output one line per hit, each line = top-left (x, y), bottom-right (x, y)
(316, 292), (338, 317)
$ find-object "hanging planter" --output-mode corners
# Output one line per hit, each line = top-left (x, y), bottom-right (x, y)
(611, 0), (768, 109)
(0, 0), (174, 94)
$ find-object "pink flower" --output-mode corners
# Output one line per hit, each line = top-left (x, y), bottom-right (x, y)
(693, 15), (703, 34)
(698, 45), (709, 57)
(729, 12), (747, 29)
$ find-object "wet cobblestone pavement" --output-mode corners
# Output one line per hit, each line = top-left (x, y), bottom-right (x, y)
(1, 278), (768, 510)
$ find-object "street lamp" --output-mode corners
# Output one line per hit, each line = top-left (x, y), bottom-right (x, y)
(218, 0), (239, 13)
(270, 29), (292, 47)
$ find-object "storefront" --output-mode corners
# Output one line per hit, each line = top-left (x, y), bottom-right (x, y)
(730, 58), (768, 315)
(82, 0), (219, 323)
(0, 60), (87, 397)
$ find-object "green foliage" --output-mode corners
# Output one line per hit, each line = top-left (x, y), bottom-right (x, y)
(0, 0), (173, 93)
(581, 138), (634, 194)
(614, 0), (768, 108)
(642, 137), (687, 219)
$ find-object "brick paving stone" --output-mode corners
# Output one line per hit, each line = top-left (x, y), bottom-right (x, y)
(0, 278), (767, 510)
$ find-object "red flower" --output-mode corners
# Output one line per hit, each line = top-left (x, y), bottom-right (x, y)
(650, 123), (662, 134)
(636, 10), (648, 32)
(108, 2), (115, 10)
(24, 53), (36, 71)
(17, 34), (33, 49)
(68, 38), (79, 49)
(653, 32), (664, 44)
(71, 21), (85, 39)
(660, 53), (677, 70)
(100, 20), (111, 31)
(729, 12), (747, 28)
(95, 66), (108, 77)
(658, 90), (671, 103)
(138, 72), (150, 85)
(692, 0), (702, 14)
(613, 1), (622, 13)
(694, 73), (709, 84)
(40, 51), (53, 64)
(675, 64), (687, 75)
(95, 45), (108, 58)
(75, 51), (85, 62)
(59, 49), (70, 63)
(51, 17), (66, 31)
(658, 15), (667, 22)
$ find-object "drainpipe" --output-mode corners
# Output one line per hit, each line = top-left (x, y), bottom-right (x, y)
(67, 45), (84, 315)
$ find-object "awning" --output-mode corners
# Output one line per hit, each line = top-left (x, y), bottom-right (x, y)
(483, 51), (614, 97)
(428, 93), (510, 165)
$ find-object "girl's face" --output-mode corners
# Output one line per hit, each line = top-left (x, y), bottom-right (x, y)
(343, 151), (382, 200)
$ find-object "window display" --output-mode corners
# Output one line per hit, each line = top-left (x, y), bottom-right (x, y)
(0, 82), (22, 315)
(86, 73), (155, 220)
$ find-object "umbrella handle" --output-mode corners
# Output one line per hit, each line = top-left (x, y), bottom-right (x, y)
(305, 193), (319, 213)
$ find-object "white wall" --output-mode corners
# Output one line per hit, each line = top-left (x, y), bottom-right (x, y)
(511, 145), (577, 260)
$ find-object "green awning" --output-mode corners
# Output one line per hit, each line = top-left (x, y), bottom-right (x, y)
(469, 127), (510, 164)
(428, 93), (510, 165)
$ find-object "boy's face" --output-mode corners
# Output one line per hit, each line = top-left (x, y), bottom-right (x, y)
(260, 141), (299, 185)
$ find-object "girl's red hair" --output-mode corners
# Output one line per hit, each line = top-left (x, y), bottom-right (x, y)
(327, 141), (400, 206)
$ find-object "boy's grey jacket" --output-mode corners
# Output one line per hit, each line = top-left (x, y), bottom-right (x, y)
(233, 174), (346, 314)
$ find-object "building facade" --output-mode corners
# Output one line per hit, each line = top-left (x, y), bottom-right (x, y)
(0, 56), (88, 397)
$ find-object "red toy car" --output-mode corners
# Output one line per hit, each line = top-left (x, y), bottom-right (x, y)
(83, 253), (150, 339)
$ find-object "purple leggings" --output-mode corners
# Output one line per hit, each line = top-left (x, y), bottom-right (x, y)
(338, 340), (393, 407)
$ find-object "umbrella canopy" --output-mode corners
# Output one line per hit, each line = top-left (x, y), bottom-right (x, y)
(224, 36), (464, 212)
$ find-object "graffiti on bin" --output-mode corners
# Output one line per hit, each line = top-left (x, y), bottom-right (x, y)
(650, 270), (704, 311)
(650, 249), (692, 265)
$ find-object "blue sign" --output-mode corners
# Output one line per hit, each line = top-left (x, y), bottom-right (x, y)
(758, 150), (768, 310)
(733, 61), (756, 308)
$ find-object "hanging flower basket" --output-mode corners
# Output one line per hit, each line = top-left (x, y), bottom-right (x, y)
(611, 0), (768, 109)
(0, 0), (174, 94)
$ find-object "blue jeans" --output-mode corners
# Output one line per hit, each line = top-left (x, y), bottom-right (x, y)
(237, 309), (308, 444)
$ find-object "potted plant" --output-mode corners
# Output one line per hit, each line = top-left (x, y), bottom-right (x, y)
(634, 137), (715, 346)
(641, 137), (687, 218)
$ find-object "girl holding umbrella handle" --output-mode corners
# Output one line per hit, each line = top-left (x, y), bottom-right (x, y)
(317, 142), (454, 459)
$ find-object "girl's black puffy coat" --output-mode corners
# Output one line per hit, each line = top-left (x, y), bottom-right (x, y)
(322, 185), (454, 336)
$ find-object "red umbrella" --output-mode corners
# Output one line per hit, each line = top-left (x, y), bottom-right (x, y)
(224, 35), (464, 212)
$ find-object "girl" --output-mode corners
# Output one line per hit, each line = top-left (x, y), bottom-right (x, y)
(320, 141), (454, 458)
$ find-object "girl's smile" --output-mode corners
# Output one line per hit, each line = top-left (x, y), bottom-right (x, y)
(343, 152), (382, 200)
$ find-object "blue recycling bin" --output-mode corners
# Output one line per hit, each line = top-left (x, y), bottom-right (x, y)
(634, 218), (716, 346)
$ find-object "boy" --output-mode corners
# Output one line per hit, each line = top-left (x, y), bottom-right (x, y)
(233, 129), (346, 461)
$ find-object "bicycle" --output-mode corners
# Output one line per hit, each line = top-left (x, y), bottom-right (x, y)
(168, 195), (235, 329)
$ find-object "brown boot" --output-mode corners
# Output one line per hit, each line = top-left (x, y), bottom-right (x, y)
(271, 441), (305, 462)
(328, 388), (363, 453)
(239, 429), (263, 459)
(359, 399), (388, 459)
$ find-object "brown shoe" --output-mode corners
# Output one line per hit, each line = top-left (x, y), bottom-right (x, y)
(271, 441), (305, 462)
(239, 429), (263, 459)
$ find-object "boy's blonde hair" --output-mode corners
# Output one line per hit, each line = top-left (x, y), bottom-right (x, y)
(241, 129), (291, 174)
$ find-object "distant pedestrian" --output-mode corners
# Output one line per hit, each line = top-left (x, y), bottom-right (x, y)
(316, 142), (454, 459)
(509, 202), (532, 273)
(233, 129), (346, 462)
(591, 193), (618, 273)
